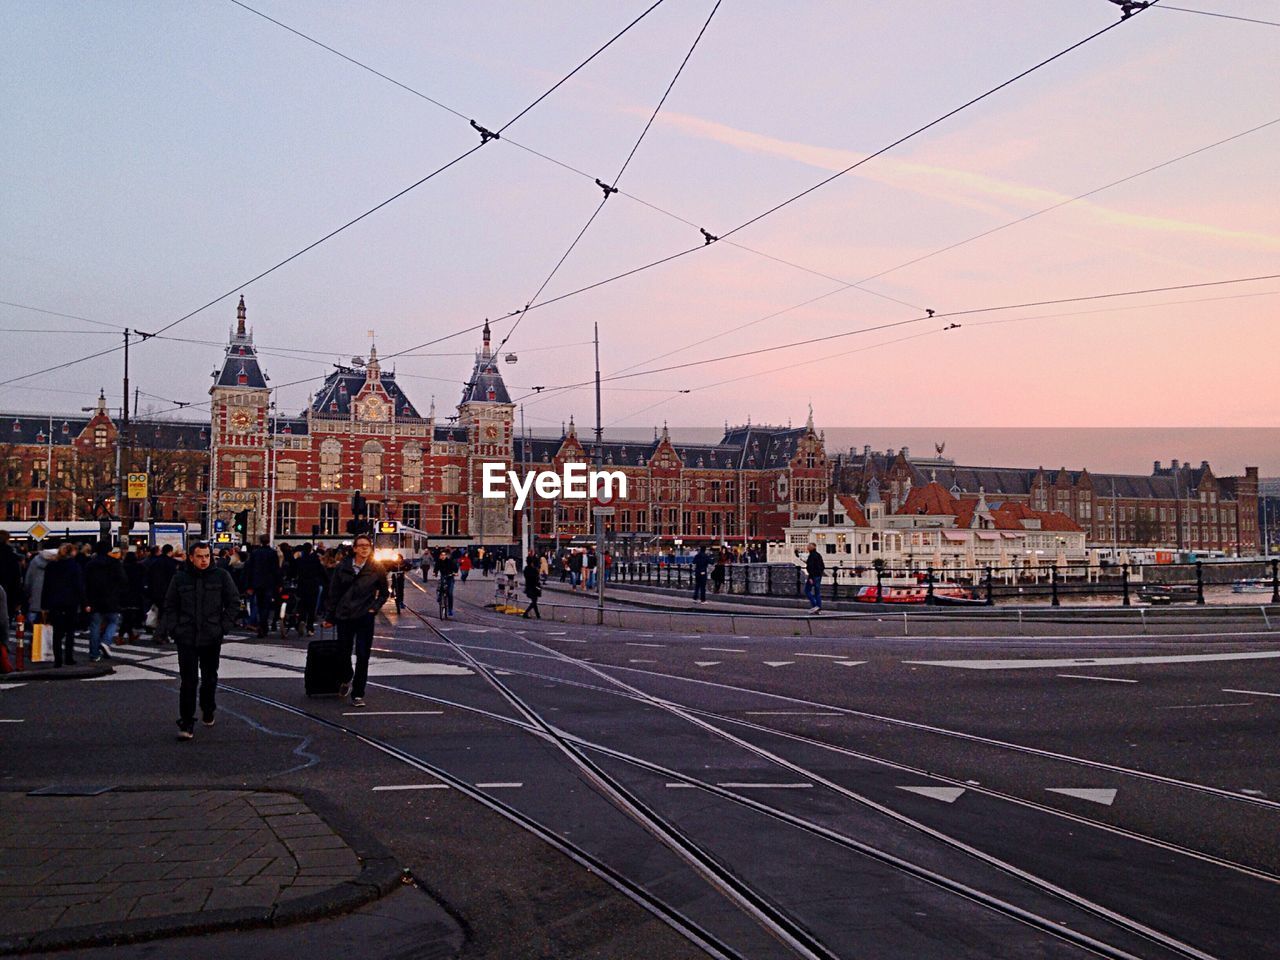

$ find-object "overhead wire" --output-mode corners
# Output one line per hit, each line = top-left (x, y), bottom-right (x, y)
(1156, 5), (1280, 28)
(4, 0), (672, 389)
(488, 0), (723, 361)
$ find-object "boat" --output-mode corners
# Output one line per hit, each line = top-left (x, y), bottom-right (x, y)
(1232, 578), (1273, 594)
(1138, 584), (1199, 605)
(853, 583), (983, 605)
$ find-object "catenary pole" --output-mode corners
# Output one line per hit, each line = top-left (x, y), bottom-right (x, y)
(595, 322), (604, 625)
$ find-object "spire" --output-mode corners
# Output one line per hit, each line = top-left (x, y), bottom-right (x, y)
(567, 414), (576, 438)
(482, 318), (491, 358)
(236, 295), (247, 338)
(95, 388), (107, 417)
(661, 420), (670, 442)
(866, 476), (881, 504)
(367, 342), (380, 381)
(806, 403), (814, 432)
(428, 395), (435, 420)
(977, 485), (989, 512)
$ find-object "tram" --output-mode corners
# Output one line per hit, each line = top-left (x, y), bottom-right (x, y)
(0, 519), (200, 551)
(372, 520), (431, 567)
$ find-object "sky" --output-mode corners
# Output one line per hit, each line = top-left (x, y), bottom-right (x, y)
(2, 0), (1278, 458)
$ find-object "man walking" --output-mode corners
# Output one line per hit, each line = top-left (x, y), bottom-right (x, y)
(804, 543), (825, 614)
(244, 535), (281, 638)
(85, 541), (127, 661)
(322, 534), (389, 708)
(162, 542), (240, 741)
(522, 554), (542, 619)
(292, 542), (325, 636)
(692, 546), (710, 604)
(145, 545), (178, 642)
(0, 531), (23, 621)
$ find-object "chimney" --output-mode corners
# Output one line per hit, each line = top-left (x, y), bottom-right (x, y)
(901, 446), (910, 458)
(1200, 460), (1209, 470)
(1153, 460), (1161, 473)
(1171, 459), (1180, 470)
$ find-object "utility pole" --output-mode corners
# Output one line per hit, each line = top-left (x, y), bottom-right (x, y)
(116, 329), (131, 547)
(594, 322), (604, 625)
(44, 415), (53, 521)
(519, 404), (531, 560)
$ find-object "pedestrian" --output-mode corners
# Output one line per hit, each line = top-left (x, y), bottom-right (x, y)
(43, 543), (87, 667)
(0, 531), (23, 622)
(23, 546), (56, 631)
(161, 541), (240, 741)
(585, 548), (598, 590)
(85, 540), (128, 661)
(244, 534), (281, 638)
(804, 543), (825, 614)
(522, 554), (542, 619)
(293, 542), (324, 636)
(145, 545), (178, 642)
(322, 534), (389, 709)
(459, 551), (472, 583)
(539, 552), (549, 583)
(692, 545), (710, 604)
(435, 548), (457, 617)
(568, 549), (583, 589)
(711, 552), (727, 595)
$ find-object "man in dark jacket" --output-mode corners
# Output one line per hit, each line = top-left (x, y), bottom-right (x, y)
(692, 546), (710, 604)
(292, 542), (325, 636)
(522, 554), (542, 620)
(0, 531), (23, 621)
(161, 542), (240, 740)
(322, 534), (389, 708)
(43, 543), (87, 667)
(804, 543), (825, 614)
(244, 535), (281, 638)
(85, 541), (128, 661)
(145, 545), (178, 641)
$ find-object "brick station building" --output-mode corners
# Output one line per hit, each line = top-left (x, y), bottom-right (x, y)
(0, 298), (1263, 556)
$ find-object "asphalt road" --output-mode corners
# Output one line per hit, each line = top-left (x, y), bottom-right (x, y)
(4, 573), (1278, 959)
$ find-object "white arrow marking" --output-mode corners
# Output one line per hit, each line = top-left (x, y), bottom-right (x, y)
(1047, 788), (1117, 806)
(836, 661), (866, 666)
(763, 661), (795, 667)
(694, 661), (721, 667)
(906, 651), (1280, 670)
(897, 786), (966, 803)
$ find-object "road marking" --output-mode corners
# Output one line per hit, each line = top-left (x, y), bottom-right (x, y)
(718, 782), (812, 789)
(836, 661), (866, 666)
(628, 659), (657, 664)
(0, 685), (24, 690)
(665, 783), (695, 788)
(547, 637), (586, 643)
(796, 653), (852, 660)
(342, 710), (443, 716)
(372, 784), (449, 792)
(626, 642), (666, 648)
(547, 632), (568, 636)
(476, 782), (523, 789)
(1224, 688), (1280, 699)
(744, 711), (841, 716)
(694, 661), (721, 667)
(1057, 674), (1138, 683)
(762, 661), (795, 667)
(905, 651), (1280, 670)
(0, 718), (24, 723)
(702, 647), (745, 653)
(1047, 788), (1117, 806)
(1159, 702), (1254, 710)
(897, 786), (965, 804)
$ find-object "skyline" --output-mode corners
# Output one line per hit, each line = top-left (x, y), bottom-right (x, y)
(3, 1), (1278, 428)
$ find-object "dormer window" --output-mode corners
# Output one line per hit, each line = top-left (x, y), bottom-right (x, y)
(237, 367), (248, 385)
(11, 420), (19, 433)
(61, 422), (69, 435)
(283, 424), (292, 435)
(486, 387), (496, 401)
(35, 431), (45, 443)
(339, 382), (348, 394)
(330, 401), (339, 412)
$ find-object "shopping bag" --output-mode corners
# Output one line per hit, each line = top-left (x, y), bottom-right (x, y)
(31, 622), (54, 663)
(144, 605), (159, 629)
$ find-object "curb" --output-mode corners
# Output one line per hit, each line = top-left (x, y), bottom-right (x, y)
(0, 786), (407, 956)
(0, 663), (113, 683)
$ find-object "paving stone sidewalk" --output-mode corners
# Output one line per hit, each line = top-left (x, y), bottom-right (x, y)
(0, 789), (385, 954)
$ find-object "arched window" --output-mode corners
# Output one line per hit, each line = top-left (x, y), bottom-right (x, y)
(319, 439), (342, 491)
(442, 464), (461, 495)
(361, 440), (384, 491)
(402, 442), (423, 494)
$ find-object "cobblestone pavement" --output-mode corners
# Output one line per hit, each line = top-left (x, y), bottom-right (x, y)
(0, 789), (361, 949)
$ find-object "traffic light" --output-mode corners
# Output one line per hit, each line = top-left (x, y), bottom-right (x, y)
(233, 510), (249, 537)
(213, 519), (226, 533)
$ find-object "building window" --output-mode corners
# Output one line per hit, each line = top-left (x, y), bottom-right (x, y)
(319, 501), (339, 536)
(402, 442), (423, 494)
(441, 503), (459, 536)
(29, 500), (46, 520)
(320, 439), (342, 491)
(277, 461), (297, 491)
(275, 501), (296, 537)
(442, 464), (461, 495)
(232, 460), (249, 489)
(401, 502), (421, 529)
(361, 440), (384, 491)
(93, 426), (108, 449)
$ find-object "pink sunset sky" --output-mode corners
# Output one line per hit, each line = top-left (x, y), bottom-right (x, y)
(2, 1), (1277, 436)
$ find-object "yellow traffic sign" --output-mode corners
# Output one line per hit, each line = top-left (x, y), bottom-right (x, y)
(27, 521), (50, 541)
(127, 473), (148, 499)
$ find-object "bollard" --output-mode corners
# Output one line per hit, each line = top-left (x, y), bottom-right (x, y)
(985, 566), (994, 606)
(1271, 559), (1279, 605)
(1122, 564), (1131, 607)
(926, 566), (935, 606)
(1195, 561), (1205, 606)
(15, 614), (25, 672)
(1051, 565), (1060, 607)
(876, 565), (884, 605)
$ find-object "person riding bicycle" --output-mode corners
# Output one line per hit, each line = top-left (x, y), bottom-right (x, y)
(434, 548), (458, 618)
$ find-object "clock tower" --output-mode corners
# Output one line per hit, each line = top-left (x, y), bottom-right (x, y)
(209, 296), (271, 538)
(459, 320), (515, 544)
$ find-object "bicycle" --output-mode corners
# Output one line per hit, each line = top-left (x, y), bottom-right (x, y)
(437, 574), (455, 620)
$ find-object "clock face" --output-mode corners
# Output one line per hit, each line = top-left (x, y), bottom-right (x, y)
(229, 408), (253, 433)
(483, 422), (499, 440)
(360, 396), (387, 421)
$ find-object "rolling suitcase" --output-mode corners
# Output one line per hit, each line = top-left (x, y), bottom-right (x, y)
(304, 628), (344, 697)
